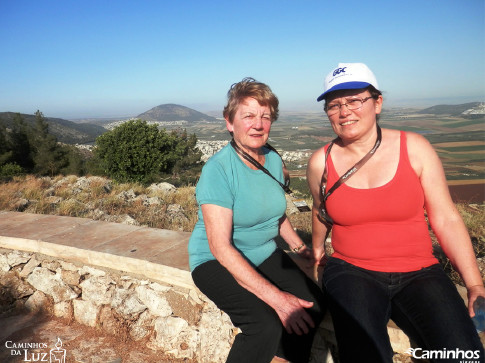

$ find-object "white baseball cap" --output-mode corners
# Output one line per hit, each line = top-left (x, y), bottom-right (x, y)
(317, 63), (379, 102)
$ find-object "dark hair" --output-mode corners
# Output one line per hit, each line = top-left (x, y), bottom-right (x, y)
(323, 85), (382, 104)
(223, 77), (279, 124)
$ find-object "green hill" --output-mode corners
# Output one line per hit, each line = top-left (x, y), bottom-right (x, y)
(137, 104), (218, 122)
(416, 102), (482, 116)
(0, 112), (106, 144)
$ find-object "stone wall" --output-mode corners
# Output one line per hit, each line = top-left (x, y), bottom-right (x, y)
(0, 248), (237, 362)
(0, 248), (337, 363)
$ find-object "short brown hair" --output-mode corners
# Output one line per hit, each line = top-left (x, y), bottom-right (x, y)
(223, 77), (279, 123)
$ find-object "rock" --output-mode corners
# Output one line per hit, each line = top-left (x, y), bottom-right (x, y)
(134, 195), (162, 206)
(165, 290), (202, 326)
(80, 265), (106, 277)
(135, 285), (172, 317)
(60, 270), (81, 286)
(153, 316), (188, 343)
(99, 306), (119, 335)
(53, 301), (74, 319)
(0, 254), (10, 272)
(120, 276), (136, 290)
(197, 307), (233, 362)
(147, 182), (176, 194)
(149, 282), (171, 293)
(80, 275), (115, 305)
(25, 290), (49, 312)
(7, 251), (31, 267)
(19, 255), (41, 278)
(117, 189), (136, 202)
(116, 292), (147, 317)
(1, 271), (35, 299)
(41, 259), (61, 272)
(44, 196), (63, 204)
(59, 260), (79, 272)
(14, 279), (35, 299)
(26, 267), (78, 303)
(152, 316), (198, 359)
(91, 208), (106, 220)
(73, 299), (99, 327)
(13, 198), (30, 211)
(117, 214), (140, 226)
(166, 204), (188, 224)
(130, 310), (153, 340)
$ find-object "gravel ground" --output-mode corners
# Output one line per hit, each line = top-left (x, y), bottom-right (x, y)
(0, 310), (192, 363)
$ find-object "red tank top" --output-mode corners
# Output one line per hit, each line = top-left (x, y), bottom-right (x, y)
(326, 131), (439, 272)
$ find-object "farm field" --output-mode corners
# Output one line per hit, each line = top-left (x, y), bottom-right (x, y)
(163, 109), (485, 202)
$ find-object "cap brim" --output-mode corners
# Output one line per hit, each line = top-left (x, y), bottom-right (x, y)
(316, 81), (371, 102)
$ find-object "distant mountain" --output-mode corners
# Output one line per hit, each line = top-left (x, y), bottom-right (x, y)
(0, 112), (106, 144)
(416, 102), (483, 116)
(137, 104), (218, 122)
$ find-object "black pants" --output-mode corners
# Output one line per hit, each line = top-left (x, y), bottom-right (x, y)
(324, 258), (484, 363)
(192, 249), (326, 363)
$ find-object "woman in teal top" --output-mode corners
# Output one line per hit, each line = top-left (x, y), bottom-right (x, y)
(188, 78), (325, 363)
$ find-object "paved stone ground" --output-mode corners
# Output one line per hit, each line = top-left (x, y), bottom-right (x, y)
(0, 309), (193, 363)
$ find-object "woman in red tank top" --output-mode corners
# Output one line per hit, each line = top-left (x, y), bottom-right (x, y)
(307, 63), (484, 363)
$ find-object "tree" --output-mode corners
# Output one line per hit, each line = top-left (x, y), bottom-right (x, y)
(30, 110), (68, 176)
(60, 145), (86, 176)
(0, 121), (13, 166)
(95, 119), (184, 183)
(171, 129), (202, 177)
(9, 113), (34, 170)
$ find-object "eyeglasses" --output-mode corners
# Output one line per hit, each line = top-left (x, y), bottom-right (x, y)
(325, 96), (373, 116)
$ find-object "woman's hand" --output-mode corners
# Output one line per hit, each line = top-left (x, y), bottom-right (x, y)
(272, 291), (315, 335)
(312, 246), (327, 267)
(297, 245), (312, 260)
(467, 284), (485, 317)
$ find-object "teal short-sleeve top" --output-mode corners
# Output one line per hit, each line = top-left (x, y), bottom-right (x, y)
(188, 143), (287, 271)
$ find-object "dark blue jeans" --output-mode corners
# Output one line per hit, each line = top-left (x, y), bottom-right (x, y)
(192, 249), (326, 363)
(323, 257), (484, 363)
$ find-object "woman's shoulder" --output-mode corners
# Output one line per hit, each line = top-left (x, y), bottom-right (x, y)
(204, 143), (233, 165)
(392, 129), (438, 177)
(264, 145), (283, 163)
(307, 142), (333, 182)
(381, 128), (432, 150)
(399, 130), (434, 153)
(308, 142), (331, 167)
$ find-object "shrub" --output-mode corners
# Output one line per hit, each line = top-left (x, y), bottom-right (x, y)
(94, 120), (201, 184)
(0, 163), (24, 181)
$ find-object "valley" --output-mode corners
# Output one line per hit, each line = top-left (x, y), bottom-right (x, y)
(163, 109), (485, 184)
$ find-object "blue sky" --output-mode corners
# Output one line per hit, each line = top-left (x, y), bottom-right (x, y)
(1, 0), (484, 119)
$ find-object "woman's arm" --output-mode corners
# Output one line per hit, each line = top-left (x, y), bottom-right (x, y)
(407, 132), (485, 315)
(279, 215), (310, 256)
(306, 148), (331, 266)
(202, 203), (315, 334)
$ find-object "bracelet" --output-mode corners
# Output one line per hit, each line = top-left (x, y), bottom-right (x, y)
(292, 243), (306, 253)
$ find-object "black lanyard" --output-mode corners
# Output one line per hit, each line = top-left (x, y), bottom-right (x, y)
(230, 139), (292, 194)
(319, 125), (382, 225)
